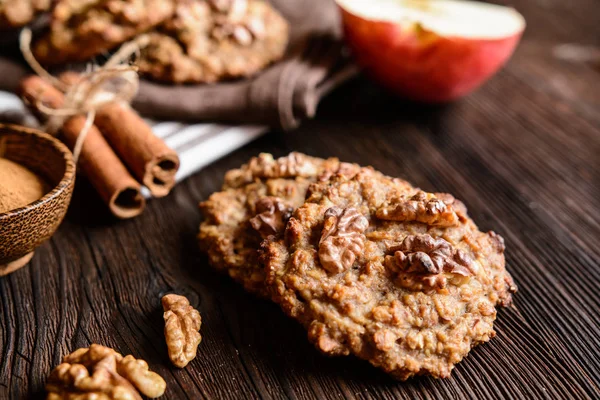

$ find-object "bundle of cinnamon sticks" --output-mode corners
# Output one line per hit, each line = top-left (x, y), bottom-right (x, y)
(18, 75), (180, 219)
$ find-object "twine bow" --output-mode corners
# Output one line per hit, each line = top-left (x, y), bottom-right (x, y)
(19, 28), (150, 163)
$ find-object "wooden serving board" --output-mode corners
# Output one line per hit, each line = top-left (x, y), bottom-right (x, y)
(1, 0), (599, 398)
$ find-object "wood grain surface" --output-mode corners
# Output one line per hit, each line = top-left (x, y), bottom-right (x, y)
(1, 0), (599, 398)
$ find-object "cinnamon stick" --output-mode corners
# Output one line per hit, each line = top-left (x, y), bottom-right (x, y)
(18, 75), (146, 219)
(59, 70), (180, 197)
(94, 103), (180, 198)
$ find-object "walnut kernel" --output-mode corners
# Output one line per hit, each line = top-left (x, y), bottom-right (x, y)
(386, 234), (475, 290)
(488, 231), (506, 252)
(376, 191), (459, 227)
(319, 207), (369, 273)
(162, 294), (202, 368)
(46, 344), (165, 400)
(249, 197), (293, 238)
(248, 152), (319, 179)
(118, 356), (167, 398)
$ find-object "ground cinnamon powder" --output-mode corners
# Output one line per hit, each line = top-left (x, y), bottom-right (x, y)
(0, 158), (47, 213)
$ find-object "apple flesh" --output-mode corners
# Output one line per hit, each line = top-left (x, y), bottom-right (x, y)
(336, 0), (526, 102)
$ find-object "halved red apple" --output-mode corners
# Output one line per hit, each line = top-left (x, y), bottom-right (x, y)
(336, 0), (526, 102)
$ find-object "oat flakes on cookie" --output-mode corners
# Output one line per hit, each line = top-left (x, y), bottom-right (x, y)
(262, 168), (517, 380)
(198, 152), (359, 297)
(33, 0), (176, 66)
(138, 0), (289, 83)
(0, 0), (52, 29)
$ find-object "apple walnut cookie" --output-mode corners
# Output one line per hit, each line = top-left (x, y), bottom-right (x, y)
(262, 168), (516, 380)
(32, 0), (176, 66)
(0, 0), (52, 29)
(162, 294), (202, 368)
(46, 344), (166, 399)
(138, 0), (289, 83)
(198, 152), (360, 297)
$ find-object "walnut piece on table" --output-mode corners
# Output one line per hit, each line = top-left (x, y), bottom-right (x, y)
(118, 355), (167, 398)
(162, 294), (202, 368)
(46, 344), (166, 400)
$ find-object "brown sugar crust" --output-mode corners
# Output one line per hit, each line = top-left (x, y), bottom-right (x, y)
(0, 0), (52, 29)
(32, 0), (175, 66)
(138, 0), (289, 83)
(198, 153), (360, 297)
(262, 169), (516, 379)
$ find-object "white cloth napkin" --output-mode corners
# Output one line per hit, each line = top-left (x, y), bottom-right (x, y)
(0, 90), (268, 197)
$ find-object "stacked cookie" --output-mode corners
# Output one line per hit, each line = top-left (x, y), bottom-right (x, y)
(24, 0), (288, 83)
(199, 153), (517, 380)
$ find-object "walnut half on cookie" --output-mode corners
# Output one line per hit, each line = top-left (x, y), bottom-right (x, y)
(162, 294), (202, 368)
(46, 344), (166, 399)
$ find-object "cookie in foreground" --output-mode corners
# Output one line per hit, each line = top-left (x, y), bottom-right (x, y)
(139, 0), (289, 83)
(198, 152), (359, 297)
(262, 168), (516, 379)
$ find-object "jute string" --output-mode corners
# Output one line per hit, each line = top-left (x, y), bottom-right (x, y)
(19, 28), (150, 164)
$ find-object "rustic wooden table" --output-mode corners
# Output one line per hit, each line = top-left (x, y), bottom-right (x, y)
(1, 1), (599, 398)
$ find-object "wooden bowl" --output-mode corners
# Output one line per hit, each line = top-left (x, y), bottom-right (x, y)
(0, 124), (75, 276)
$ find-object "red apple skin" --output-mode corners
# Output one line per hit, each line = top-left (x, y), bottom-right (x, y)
(339, 7), (523, 102)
